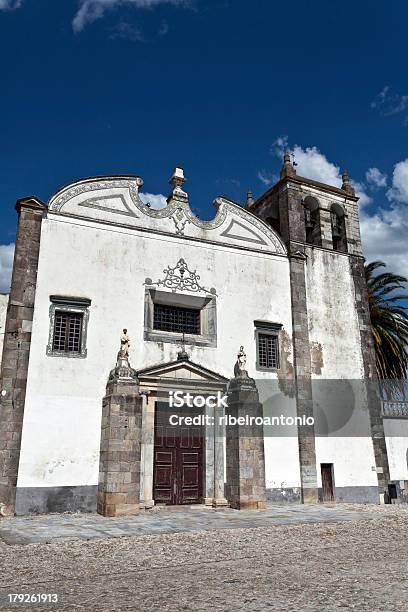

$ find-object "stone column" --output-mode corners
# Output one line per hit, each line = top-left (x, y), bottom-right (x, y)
(97, 351), (143, 518)
(213, 404), (228, 508)
(203, 401), (215, 505)
(140, 392), (155, 509)
(226, 371), (266, 510)
(0, 197), (45, 517)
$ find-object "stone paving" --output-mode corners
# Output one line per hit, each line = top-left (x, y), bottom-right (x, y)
(0, 503), (379, 545)
(0, 504), (407, 611)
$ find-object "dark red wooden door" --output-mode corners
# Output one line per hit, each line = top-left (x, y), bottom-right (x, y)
(321, 463), (334, 501)
(153, 403), (203, 505)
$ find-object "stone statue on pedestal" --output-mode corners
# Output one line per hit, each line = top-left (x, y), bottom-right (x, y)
(108, 328), (138, 384)
(120, 328), (130, 359)
(234, 345), (248, 378)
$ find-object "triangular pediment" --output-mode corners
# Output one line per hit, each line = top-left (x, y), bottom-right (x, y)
(137, 358), (228, 383)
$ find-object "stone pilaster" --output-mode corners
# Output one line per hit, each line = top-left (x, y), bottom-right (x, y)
(279, 181), (318, 503)
(289, 249), (318, 503)
(318, 208), (333, 250)
(213, 404), (228, 507)
(226, 375), (266, 510)
(0, 197), (45, 516)
(97, 354), (143, 517)
(349, 256), (390, 498)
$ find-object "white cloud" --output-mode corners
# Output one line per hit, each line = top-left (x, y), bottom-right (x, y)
(73, 0), (189, 33)
(270, 135), (288, 158)
(371, 85), (408, 116)
(257, 170), (276, 187)
(386, 159), (408, 204)
(354, 160), (408, 278)
(269, 137), (372, 206)
(139, 191), (167, 209)
(360, 203), (408, 279)
(0, 243), (14, 293)
(0, 0), (22, 9)
(371, 86), (408, 127)
(366, 167), (387, 189)
(291, 144), (342, 188)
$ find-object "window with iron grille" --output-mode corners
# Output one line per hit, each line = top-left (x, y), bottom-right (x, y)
(257, 333), (279, 369)
(52, 311), (83, 353)
(153, 303), (200, 335)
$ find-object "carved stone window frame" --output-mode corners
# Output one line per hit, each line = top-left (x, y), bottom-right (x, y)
(144, 288), (217, 348)
(254, 320), (282, 372)
(46, 296), (91, 358)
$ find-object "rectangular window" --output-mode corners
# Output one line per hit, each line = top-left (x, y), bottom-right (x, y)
(47, 296), (91, 358)
(258, 333), (279, 369)
(52, 311), (83, 353)
(153, 304), (200, 335)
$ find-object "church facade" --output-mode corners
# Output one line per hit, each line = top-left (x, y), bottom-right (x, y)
(0, 155), (407, 516)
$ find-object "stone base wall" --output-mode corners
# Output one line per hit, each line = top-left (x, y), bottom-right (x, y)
(97, 380), (143, 517)
(226, 377), (267, 510)
(15, 485), (97, 516)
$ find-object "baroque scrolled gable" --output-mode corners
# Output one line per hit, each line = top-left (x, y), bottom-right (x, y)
(47, 173), (287, 256)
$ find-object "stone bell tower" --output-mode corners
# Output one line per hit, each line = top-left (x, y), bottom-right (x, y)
(248, 152), (390, 503)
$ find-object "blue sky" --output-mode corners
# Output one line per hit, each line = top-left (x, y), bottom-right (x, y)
(0, 0), (407, 291)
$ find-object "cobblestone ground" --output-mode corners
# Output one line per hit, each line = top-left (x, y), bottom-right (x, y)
(0, 504), (407, 611)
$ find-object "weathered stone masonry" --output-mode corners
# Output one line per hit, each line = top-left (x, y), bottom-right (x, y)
(349, 255), (390, 495)
(276, 168), (319, 503)
(0, 197), (45, 516)
(98, 354), (143, 517)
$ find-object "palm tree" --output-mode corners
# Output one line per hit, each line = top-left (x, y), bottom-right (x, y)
(365, 261), (408, 389)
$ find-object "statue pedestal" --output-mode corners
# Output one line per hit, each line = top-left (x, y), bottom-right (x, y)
(226, 374), (267, 510)
(97, 356), (143, 517)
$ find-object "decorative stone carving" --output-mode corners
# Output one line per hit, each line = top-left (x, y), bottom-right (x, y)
(120, 328), (130, 358)
(234, 346), (248, 378)
(177, 332), (190, 361)
(47, 173), (287, 255)
(145, 258), (217, 295)
(108, 329), (138, 384)
(171, 206), (190, 235)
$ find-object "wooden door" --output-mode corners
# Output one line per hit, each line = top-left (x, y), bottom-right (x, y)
(321, 463), (334, 501)
(153, 402), (203, 505)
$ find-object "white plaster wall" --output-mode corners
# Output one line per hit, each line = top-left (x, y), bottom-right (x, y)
(384, 420), (408, 480)
(305, 248), (378, 490)
(18, 214), (294, 488)
(305, 248), (364, 380)
(0, 293), (9, 369)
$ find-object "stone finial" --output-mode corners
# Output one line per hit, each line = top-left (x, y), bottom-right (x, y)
(167, 166), (188, 204)
(341, 170), (355, 196)
(280, 149), (296, 179)
(245, 190), (255, 209)
(169, 166), (186, 189)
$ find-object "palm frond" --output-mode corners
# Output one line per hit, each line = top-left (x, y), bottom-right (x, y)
(365, 260), (408, 386)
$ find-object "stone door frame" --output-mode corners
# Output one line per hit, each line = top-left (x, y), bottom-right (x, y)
(136, 358), (228, 508)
